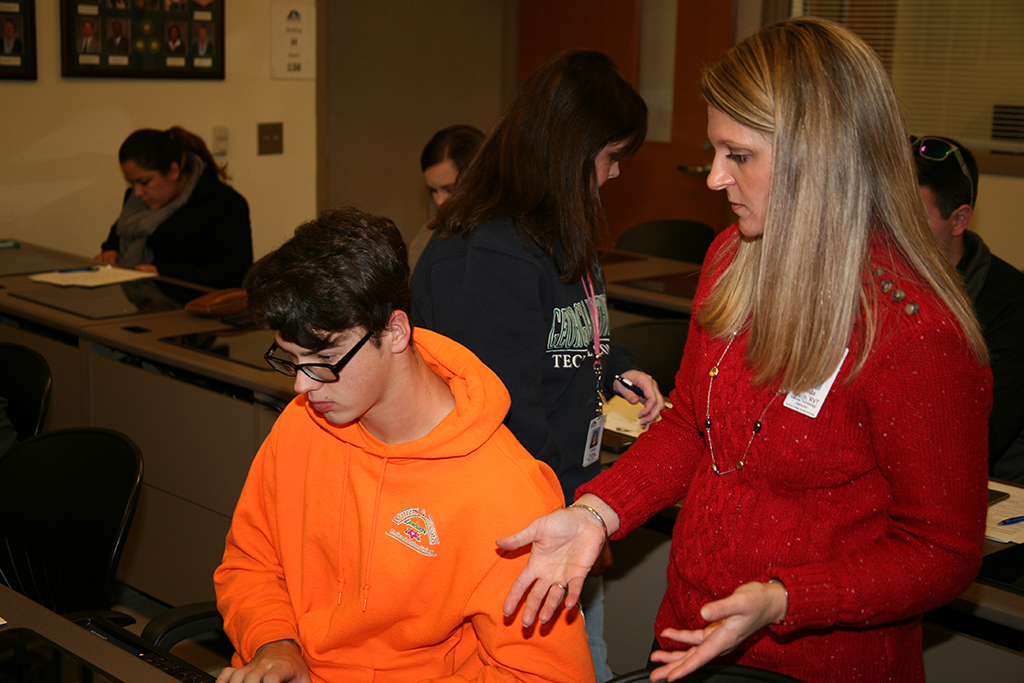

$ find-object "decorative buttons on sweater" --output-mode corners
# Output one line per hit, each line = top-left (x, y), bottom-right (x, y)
(872, 266), (919, 316)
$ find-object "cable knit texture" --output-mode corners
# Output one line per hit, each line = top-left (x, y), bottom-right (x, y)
(578, 225), (991, 682)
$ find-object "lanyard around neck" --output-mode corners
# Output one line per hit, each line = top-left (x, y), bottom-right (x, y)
(582, 272), (605, 414)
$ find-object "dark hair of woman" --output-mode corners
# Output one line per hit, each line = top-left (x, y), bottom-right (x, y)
(420, 125), (485, 173)
(118, 126), (230, 182)
(435, 49), (647, 284)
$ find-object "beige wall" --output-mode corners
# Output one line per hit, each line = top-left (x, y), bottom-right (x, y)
(975, 175), (1024, 270)
(323, 1), (516, 244)
(3, 2), (1020, 272)
(0, 1), (318, 264)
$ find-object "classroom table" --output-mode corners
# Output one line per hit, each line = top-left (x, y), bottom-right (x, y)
(600, 249), (701, 317)
(0, 583), (184, 682)
(0, 241), (293, 606)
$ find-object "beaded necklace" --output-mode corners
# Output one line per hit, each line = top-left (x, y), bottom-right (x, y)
(704, 333), (781, 475)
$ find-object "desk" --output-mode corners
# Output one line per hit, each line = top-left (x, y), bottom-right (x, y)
(0, 584), (178, 682)
(0, 241), (296, 606)
(601, 250), (701, 317)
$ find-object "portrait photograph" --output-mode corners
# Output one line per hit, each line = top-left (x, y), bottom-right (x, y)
(60, 0), (223, 78)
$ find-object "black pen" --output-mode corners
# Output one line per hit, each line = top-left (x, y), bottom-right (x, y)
(614, 374), (646, 401)
(58, 266), (99, 273)
(997, 515), (1024, 526)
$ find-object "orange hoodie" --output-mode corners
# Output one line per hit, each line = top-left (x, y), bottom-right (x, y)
(215, 329), (595, 683)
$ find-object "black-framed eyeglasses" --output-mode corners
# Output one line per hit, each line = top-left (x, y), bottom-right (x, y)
(264, 331), (373, 383)
(910, 135), (975, 206)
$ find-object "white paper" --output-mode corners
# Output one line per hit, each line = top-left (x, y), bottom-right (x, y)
(29, 266), (157, 288)
(986, 480), (1024, 543)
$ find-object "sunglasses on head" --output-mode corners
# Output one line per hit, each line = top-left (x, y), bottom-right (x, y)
(910, 136), (975, 206)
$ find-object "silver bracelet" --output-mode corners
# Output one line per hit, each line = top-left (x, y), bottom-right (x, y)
(569, 503), (609, 539)
(767, 579), (788, 624)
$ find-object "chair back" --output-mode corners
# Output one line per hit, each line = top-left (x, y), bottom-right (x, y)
(0, 427), (143, 614)
(610, 664), (806, 682)
(615, 220), (716, 264)
(0, 342), (52, 440)
(611, 320), (689, 393)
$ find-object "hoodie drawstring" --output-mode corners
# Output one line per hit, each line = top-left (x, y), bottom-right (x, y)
(337, 444), (352, 604)
(362, 456), (389, 611)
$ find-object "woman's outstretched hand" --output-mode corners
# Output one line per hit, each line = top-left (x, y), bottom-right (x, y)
(649, 580), (788, 681)
(496, 494), (618, 626)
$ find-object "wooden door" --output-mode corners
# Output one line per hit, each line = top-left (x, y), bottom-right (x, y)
(519, 0), (735, 241)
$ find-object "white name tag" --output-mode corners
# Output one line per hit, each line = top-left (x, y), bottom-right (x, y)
(583, 414), (606, 467)
(783, 348), (849, 418)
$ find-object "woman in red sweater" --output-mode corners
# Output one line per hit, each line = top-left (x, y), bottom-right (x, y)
(498, 18), (991, 683)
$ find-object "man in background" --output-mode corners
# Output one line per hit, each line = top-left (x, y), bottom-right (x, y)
(914, 135), (1024, 481)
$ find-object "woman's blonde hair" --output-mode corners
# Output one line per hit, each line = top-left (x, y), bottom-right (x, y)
(699, 18), (986, 393)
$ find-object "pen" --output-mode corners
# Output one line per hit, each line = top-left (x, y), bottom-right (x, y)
(614, 374), (646, 401)
(58, 266), (99, 273)
(997, 515), (1024, 526)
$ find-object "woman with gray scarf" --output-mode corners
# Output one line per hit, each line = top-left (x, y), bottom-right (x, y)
(97, 127), (252, 289)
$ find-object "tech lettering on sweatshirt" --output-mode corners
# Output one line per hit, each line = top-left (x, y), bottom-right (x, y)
(547, 294), (611, 369)
(386, 507), (440, 556)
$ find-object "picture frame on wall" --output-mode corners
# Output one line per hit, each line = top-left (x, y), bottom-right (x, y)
(0, 0), (37, 80)
(60, 0), (224, 79)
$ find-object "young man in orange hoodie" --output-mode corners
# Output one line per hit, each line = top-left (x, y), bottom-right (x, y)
(214, 207), (595, 683)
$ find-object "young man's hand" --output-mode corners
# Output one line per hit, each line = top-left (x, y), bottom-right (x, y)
(216, 639), (311, 683)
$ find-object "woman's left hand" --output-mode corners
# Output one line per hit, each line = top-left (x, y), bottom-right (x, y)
(613, 370), (665, 428)
(135, 264), (158, 274)
(649, 581), (788, 681)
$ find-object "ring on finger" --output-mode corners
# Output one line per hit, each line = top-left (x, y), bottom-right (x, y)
(553, 583), (567, 592)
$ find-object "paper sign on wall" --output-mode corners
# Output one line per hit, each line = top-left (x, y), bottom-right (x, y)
(271, 2), (315, 80)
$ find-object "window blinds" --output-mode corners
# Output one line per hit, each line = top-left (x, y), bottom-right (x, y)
(793, 0), (1024, 157)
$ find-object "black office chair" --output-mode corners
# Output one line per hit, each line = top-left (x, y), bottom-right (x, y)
(611, 664), (806, 682)
(0, 342), (52, 440)
(615, 220), (716, 264)
(0, 427), (143, 615)
(611, 320), (689, 393)
(142, 600), (224, 651)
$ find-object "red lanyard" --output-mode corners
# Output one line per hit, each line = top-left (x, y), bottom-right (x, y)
(582, 272), (604, 414)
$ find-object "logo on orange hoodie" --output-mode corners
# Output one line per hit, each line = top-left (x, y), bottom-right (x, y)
(386, 507), (440, 556)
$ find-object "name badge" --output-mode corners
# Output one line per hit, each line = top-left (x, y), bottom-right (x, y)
(583, 414), (606, 467)
(783, 348), (849, 418)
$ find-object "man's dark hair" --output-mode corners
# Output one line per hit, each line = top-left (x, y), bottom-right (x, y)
(420, 125), (485, 173)
(245, 207), (411, 352)
(914, 136), (979, 217)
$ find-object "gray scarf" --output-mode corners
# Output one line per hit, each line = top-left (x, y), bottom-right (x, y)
(115, 154), (206, 269)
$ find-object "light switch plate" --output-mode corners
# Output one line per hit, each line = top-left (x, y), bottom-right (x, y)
(257, 123), (283, 155)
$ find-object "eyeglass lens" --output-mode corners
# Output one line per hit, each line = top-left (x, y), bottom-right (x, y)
(264, 332), (371, 383)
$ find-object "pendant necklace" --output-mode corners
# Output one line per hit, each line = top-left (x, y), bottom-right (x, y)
(704, 333), (781, 475)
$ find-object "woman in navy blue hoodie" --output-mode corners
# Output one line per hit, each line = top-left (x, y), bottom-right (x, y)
(411, 49), (665, 681)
